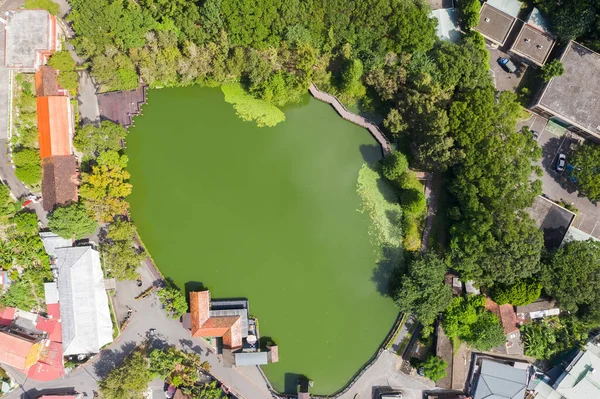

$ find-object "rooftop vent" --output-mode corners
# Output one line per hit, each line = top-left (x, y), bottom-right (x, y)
(484, 17), (490, 22)
(537, 45), (544, 50)
(525, 38), (531, 43)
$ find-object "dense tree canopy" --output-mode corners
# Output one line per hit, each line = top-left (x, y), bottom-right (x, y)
(422, 356), (448, 382)
(521, 315), (590, 359)
(75, 121), (128, 158)
(68, 0), (437, 105)
(48, 203), (98, 239)
(80, 150), (132, 222)
(443, 295), (506, 351)
(542, 240), (600, 321)
(572, 143), (600, 201)
(491, 280), (542, 306)
(99, 351), (153, 399)
(393, 252), (452, 326)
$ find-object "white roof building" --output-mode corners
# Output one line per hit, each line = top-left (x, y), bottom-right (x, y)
(40, 232), (72, 258)
(55, 246), (113, 356)
(4, 9), (59, 71)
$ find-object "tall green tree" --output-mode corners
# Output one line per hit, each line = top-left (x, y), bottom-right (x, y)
(571, 143), (600, 201)
(541, 60), (565, 82)
(99, 351), (152, 399)
(74, 121), (128, 158)
(422, 356), (448, 382)
(542, 240), (600, 320)
(457, 0), (481, 30)
(48, 203), (98, 239)
(393, 252), (452, 327)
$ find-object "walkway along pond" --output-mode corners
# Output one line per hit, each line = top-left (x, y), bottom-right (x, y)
(308, 84), (391, 155)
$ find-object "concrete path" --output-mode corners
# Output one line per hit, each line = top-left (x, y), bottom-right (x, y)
(3, 269), (273, 399)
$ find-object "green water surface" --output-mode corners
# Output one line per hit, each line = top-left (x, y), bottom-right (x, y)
(127, 86), (398, 394)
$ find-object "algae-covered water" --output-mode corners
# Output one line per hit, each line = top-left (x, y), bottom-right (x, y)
(127, 86), (398, 394)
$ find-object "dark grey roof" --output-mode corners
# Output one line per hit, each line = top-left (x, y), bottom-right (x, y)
(234, 352), (269, 366)
(536, 41), (600, 138)
(510, 24), (555, 66)
(474, 4), (516, 45)
(474, 360), (528, 399)
(526, 196), (575, 250)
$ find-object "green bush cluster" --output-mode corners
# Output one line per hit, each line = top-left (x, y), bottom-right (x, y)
(443, 295), (506, 351)
(491, 280), (542, 306)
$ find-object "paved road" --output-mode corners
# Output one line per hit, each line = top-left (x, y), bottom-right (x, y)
(519, 113), (600, 239)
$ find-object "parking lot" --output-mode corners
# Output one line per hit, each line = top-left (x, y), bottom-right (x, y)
(519, 113), (600, 240)
(488, 46), (527, 92)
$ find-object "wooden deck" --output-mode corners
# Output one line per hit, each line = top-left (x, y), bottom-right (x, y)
(309, 84), (391, 154)
(97, 85), (147, 128)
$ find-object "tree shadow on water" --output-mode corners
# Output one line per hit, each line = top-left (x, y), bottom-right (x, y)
(359, 144), (384, 166)
(284, 373), (309, 394)
(371, 245), (404, 297)
(93, 340), (137, 379)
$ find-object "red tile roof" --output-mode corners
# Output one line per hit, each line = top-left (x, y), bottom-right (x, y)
(0, 331), (43, 370)
(485, 298), (518, 335)
(36, 316), (62, 343)
(190, 291), (242, 348)
(37, 96), (72, 159)
(0, 307), (15, 326)
(41, 155), (78, 211)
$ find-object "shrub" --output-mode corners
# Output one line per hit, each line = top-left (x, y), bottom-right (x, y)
(48, 203), (98, 239)
(492, 280), (542, 306)
(13, 149), (41, 186)
(422, 356), (448, 382)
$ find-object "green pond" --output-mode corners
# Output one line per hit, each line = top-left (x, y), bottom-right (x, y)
(127, 86), (398, 394)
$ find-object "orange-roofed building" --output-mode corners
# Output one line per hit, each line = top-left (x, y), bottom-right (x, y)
(0, 329), (44, 370)
(37, 96), (73, 159)
(190, 291), (243, 349)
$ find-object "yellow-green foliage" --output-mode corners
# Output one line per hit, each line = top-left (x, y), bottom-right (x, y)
(25, 0), (59, 15)
(357, 164), (403, 250)
(221, 83), (285, 127)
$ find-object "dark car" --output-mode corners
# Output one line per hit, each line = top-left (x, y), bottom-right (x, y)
(498, 57), (517, 73)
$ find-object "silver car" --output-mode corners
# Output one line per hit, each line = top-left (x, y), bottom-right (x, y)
(556, 153), (567, 172)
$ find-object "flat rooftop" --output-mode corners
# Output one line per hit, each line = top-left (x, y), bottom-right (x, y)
(511, 24), (555, 65)
(527, 196), (575, 250)
(5, 10), (53, 68)
(536, 41), (600, 137)
(474, 3), (516, 45)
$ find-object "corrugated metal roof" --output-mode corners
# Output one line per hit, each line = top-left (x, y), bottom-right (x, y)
(487, 0), (524, 18)
(474, 360), (528, 399)
(56, 246), (113, 356)
(235, 352), (269, 366)
(40, 232), (72, 258)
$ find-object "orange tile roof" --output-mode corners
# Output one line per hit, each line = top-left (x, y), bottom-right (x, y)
(485, 298), (518, 335)
(0, 331), (43, 370)
(37, 96), (72, 159)
(190, 291), (210, 336)
(189, 291), (242, 348)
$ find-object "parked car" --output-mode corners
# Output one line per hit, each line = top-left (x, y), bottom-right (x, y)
(556, 153), (567, 172)
(498, 57), (517, 73)
(532, 130), (540, 141)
